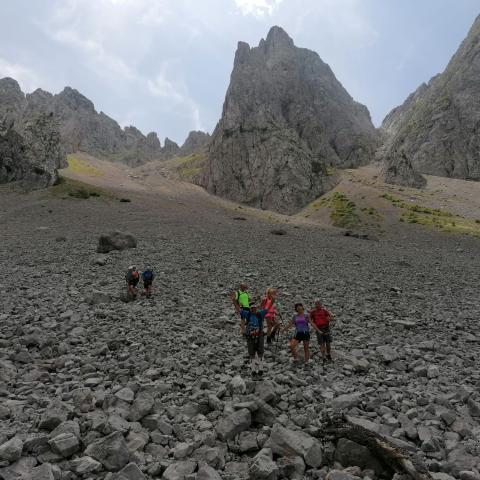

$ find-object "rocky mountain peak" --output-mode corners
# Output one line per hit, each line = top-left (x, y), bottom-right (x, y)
(264, 25), (294, 51)
(58, 87), (96, 113)
(203, 27), (379, 214)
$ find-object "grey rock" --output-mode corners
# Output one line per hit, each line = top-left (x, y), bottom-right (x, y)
(128, 391), (154, 421)
(334, 438), (384, 475)
(383, 150), (426, 188)
(467, 397), (480, 417)
(216, 408), (251, 441)
(115, 462), (146, 480)
(30, 463), (55, 480)
(48, 432), (80, 457)
(203, 26), (379, 214)
(376, 345), (399, 363)
(70, 456), (103, 474)
(162, 460), (197, 480)
(332, 393), (362, 411)
(277, 456), (305, 480)
(0, 436), (23, 462)
(325, 471), (358, 480)
(84, 431), (130, 471)
(97, 231), (137, 253)
(249, 448), (279, 480)
(197, 464), (222, 480)
(264, 424), (322, 468)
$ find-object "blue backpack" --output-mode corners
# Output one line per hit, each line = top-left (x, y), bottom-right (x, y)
(246, 312), (263, 336)
(142, 269), (154, 282)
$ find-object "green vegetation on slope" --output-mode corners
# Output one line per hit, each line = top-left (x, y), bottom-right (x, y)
(169, 153), (207, 181)
(65, 154), (104, 177)
(382, 193), (480, 237)
(312, 192), (360, 228)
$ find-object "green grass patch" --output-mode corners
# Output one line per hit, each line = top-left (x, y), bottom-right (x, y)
(167, 153), (207, 181)
(384, 193), (480, 237)
(65, 154), (104, 176)
(316, 192), (360, 228)
(47, 176), (113, 200)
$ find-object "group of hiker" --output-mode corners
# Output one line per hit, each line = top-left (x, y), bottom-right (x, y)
(231, 283), (333, 378)
(125, 266), (155, 298)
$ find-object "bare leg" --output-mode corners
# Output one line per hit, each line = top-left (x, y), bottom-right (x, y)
(290, 339), (299, 360)
(304, 341), (310, 362)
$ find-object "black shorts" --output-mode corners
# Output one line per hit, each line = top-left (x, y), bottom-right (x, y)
(294, 332), (310, 342)
(247, 335), (264, 357)
(143, 280), (152, 288)
(127, 279), (139, 287)
(316, 329), (332, 345)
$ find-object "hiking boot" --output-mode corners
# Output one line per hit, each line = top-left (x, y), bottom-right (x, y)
(266, 335), (272, 345)
(326, 354), (333, 362)
(258, 370), (264, 378)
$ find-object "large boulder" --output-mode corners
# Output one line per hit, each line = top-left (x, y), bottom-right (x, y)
(249, 448), (279, 480)
(84, 431), (129, 471)
(97, 231), (137, 253)
(216, 408), (251, 441)
(264, 424), (323, 468)
(334, 438), (384, 475)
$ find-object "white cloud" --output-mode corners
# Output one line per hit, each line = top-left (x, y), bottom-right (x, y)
(234, 0), (283, 17)
(148, 68), (203, 130)
(0, 58), (40, 92)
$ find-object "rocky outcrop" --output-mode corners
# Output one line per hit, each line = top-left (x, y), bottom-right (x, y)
(0, 78), (66, 189)
(179, 131), (211, 157)
(381, 15), (480, 182)
(383, 150), (427, 189)
(161, 137), (180, 160)
(203, 26), (379, 214)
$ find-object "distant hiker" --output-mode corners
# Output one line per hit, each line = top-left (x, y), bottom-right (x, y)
(126, 266), (140, 299)
(283, 303), (320, 365)
(141, 266), (155, 297)
(240, 304), (268, 378)
(231, 282), (250, 313)
(261, 288), (279, 345)
(310, 300), (333, 362)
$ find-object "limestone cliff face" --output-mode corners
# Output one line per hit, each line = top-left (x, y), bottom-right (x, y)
(0, 78), (65, 189)
(26, 86), (163, 167)
(382, 15), (480, 183)
(203, 26), (379, 214)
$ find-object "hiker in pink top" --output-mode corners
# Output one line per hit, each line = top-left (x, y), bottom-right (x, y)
(261, 288), (279, 345)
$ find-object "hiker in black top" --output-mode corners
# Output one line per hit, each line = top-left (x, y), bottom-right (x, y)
(126, 266), (140, 299)
(240, 305), (268, 379)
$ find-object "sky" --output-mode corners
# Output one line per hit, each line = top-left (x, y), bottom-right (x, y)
(0, 0), (478, 145)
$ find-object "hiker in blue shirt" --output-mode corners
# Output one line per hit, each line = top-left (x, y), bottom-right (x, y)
(240, 305), (268, 379)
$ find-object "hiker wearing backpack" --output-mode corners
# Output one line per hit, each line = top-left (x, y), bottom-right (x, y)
(231, 283), (250, 313)
(240, 304), (268, 378)
(261, 288), (279, 345)
(141, 266), (155, 297)
(283, 303), (320, 366)
(310, 300), (333, 362)
(126, 266), (140, 299)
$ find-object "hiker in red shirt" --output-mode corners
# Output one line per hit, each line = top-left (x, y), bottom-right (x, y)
(310, 300), (333, 362)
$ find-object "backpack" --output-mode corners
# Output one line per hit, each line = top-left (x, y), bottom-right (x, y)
(245, 311), (263, 336)
(142, 269), (154, 282)
(126, 269), (139, 282)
